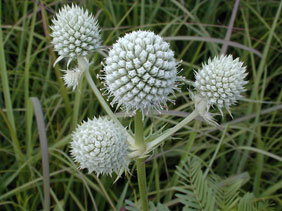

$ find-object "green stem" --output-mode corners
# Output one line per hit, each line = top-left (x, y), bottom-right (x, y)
(85, 68), (114, 119)
(136, 159), (148, 210)
(134, 111), (148, 211)
(203, 125), (228, 178)
(134, 111), (146, 152)
(84, 65), (135, 144)
(165, 120), (200, 201)
(146, 110), (198, 153)
(71, 58), (86, 130)
(71, 77), (83, 131)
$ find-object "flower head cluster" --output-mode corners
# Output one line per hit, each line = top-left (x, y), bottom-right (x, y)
(194, 55), (248, 115)
(70, 117), (129, 176)
(50, 4), (101, 65)
(102, 30), (180, 115)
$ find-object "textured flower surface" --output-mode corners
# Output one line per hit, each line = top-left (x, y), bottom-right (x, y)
(50, 4), (101, 65)
(103, 30), (179, 115)
(62, 67), (82, 90)
(194, 55), (248, 114)
(71, 117), (129, 176)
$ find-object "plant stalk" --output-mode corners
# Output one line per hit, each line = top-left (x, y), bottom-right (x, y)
(165, 120), (200, 201)
(84, 64), (135, 144)
(146, 110), (198, 153)
(71, 58), (87, 131)
(135, 111), (148, 211)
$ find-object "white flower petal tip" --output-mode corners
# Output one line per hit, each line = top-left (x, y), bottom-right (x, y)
(70, 117), (130, 177)
(50, 4), (101, 64)
(101, 30), (181, 115)
(194, 55), (248, 115)
(61, 67), (83, 90)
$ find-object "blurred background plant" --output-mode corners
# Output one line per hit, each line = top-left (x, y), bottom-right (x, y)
(0, 0), (281, 210)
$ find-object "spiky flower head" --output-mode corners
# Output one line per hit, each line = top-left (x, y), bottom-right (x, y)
(70, 117), (129, 176)
(194, 55), (248, 114)
(62, 67), (82, 90)
(102, 30), (180, 115)
(50, 4), (101, 65)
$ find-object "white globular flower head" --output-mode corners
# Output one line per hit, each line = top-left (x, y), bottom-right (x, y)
(50, 4), (101, 66)
(194, 55), (248, 115)
(62, 67), (82, 90)
(102, 30), (180, 115)
(70, 117), (129, 176)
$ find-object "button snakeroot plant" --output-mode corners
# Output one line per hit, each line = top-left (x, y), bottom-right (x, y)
(50, 5), (248, 211)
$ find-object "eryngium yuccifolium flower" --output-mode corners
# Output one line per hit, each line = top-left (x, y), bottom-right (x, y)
(102, 30), (179, 114)
(50, 4), (101, 65)
(194, 55), (248, 114)
(71, 117), (129, 176)
(62, 67), (82, 90)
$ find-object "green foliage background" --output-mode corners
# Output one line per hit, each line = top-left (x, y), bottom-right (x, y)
(0, 0), (281, 210)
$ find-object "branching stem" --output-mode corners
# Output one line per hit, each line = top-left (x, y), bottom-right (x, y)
(146, 110), (198, 153)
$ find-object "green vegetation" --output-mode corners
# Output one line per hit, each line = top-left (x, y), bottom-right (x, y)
(0, 0), (281, 210)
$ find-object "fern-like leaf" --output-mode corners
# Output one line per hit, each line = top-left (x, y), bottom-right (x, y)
(175, 158), (216, 211)
(175, 156), (273, 211)
(256, 200), (275, 211)
(125, 200), (140, 211)
(125, 200), (171, 211)
(238, 193), (256, 211)
(237, 193), (275, 211)
(149, 201), (171, 211)
(216, 178), (242, 210)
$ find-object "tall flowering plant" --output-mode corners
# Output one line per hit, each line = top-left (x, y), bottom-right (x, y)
(50, 4), (248, 211)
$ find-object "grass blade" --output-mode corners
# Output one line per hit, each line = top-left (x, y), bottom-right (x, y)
(30, 97), (50, 211)
(24, 2), (37, 158)
(0, 2), (16, 134)
(238, 0), (282, 172)
(164, 36), (262, 57)
(221, 0), (240, 54)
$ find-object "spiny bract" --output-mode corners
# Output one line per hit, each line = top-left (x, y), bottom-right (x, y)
(50, 4), (101, 65)
(102, 30), (180, 115)
(70, 117), (129, 176)
(194, 55), (248, 114)
(62, 67), (82, 90)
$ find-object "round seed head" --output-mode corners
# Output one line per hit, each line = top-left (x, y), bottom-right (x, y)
(50, 4), (101, 65)
(194, 55), (248, 113)
(102, 30), (180, 115)
(71, 117), (129, 176)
